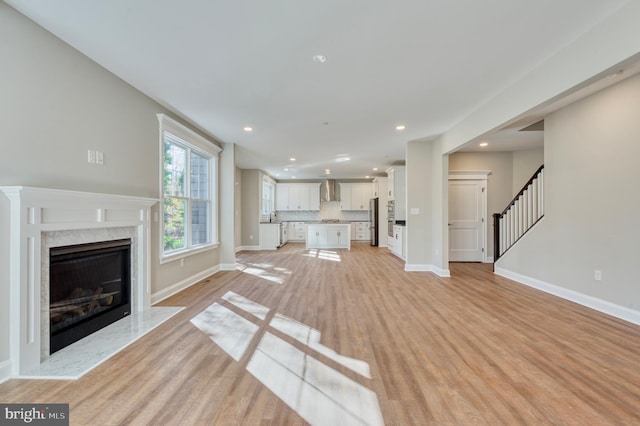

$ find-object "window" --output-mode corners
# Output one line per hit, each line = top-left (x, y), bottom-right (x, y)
(262, 177), (275, 215)
(158, 114), (221, 261)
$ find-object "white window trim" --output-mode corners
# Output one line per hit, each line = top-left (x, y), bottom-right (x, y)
(262, 175), (276, 215)
(157, 114), (222, 264)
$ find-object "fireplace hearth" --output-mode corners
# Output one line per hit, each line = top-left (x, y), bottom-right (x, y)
(49, 239), (132, 354)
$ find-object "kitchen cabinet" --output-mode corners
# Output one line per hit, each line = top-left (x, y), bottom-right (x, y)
(386, 166), (406, 221)
(352, 221), (369, 241)
(308, 184), (320, 210)
(276, 183), (321, 211)
(386, 169), (395, 200)
(288, 222), (306, 241)
(259, 223), (280, 250)
(390, 225), (405, 259)
(372, 176), (388, 199)
(340, 184), (352, 210)
(306, 224), (351, 250)
(275, 185), (289, 211)
(339, 183), (372, 211)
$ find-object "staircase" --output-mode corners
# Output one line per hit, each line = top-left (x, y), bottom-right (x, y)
(493, 165), (544, 261)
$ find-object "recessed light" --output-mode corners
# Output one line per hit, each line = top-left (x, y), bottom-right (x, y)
(313, 55), (326, 63)
(284, 168), (289, 171)
(292, 176), (297, 179)
(396, 125), (406, 131)
(276, 173), (280, 177)
(372, 167), (378, 171)
(289, 157), (296, 161)
(336, 157), (351, 163)
(479, 142), (489, 147)
(243, 126), (253, 132)
(365, 176), (370, 179)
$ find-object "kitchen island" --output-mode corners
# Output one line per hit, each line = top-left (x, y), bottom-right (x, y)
(306, 223), (351, 250)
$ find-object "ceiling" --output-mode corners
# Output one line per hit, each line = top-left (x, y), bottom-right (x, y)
(5, 0), (632, 178)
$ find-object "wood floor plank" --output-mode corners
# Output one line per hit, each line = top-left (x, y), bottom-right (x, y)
(2, 243), (640, 424)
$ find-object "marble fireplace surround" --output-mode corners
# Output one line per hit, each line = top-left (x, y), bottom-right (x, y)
(41, 227), (139, 359)
(1, 187), (158, 376)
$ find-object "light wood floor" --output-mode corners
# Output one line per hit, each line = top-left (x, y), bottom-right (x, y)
(2, 243), (640, 425)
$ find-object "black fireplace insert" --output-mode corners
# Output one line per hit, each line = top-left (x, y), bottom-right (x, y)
(49, 239), (131, 354)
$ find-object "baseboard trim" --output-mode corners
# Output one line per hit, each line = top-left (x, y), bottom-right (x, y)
(433, 266), (451, 278)
(151, 265), (220, 305)
(404, 264), (451, 278)
(219, 263), (237, 271)
(236, 245), (260, 252)
(494, 267), (640, 326)
(0, 360), (12, 383)
(404, 264), (432, 272)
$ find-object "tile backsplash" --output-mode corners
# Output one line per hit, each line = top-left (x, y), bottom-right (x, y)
(275, 201), (369, 222)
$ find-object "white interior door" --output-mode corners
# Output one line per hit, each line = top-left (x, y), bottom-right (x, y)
(448, 179), (485, 262)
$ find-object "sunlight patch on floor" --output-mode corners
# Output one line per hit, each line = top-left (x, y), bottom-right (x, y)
(270, 313), (371, 378)
(235, 262), (291, 284)
(191, 291), (382, 425)
(222, 291), (270, 320)
(247, 333), (383, 426)
(302, 249), (342, 262)
(190, 302), (258, 361)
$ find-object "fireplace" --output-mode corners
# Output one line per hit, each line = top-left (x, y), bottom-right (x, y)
(49, 239), (132, 354)
(1, 186), (156, 377)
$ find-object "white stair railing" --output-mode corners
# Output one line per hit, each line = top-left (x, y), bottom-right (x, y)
(493, 165), (544, 261)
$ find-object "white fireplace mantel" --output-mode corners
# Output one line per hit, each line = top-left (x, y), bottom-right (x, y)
(1, 186), (157, 376)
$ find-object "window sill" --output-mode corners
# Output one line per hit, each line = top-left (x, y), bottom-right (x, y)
(159, 242), (220, 265)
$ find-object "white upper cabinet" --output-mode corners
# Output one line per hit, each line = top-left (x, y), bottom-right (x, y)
(339, 183), (372, 211)
(340, 183), (352, 210)
(372, 179), (380, 197)
(354, 183), (372, 210)
(386, 166), (406, 220)
(275, 184), (289, 211)
(308, 184), (320, 211)
(275, 183), (321, 211)
(387, 168), (395, 200)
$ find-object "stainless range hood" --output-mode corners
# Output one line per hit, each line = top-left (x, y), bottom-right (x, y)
(321, 179), (340, 201)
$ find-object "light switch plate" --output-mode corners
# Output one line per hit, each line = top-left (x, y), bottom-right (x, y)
(96, 151), (104, 165)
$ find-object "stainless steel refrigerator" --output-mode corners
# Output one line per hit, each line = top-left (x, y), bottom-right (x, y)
(369, 198), (379, 246)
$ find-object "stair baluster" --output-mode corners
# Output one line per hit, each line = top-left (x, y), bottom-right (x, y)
(493, 165), (544, 261)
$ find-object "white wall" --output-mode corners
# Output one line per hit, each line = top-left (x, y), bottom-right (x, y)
(497, 72), (640, 313)
(431, 140), (448, 275)
(0, 3), (225, 357)
(241, 170), (260, 247)
(220, 143), (237, 268)
(512, 148), (544, 194)
(406, 2), (640, 278)
(235, 166), (242, 251)
(0, 196), (9, 367)
(0, 3), (160, 197)
(447, 150), (544, 258)
(406, 141), (433, 269)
